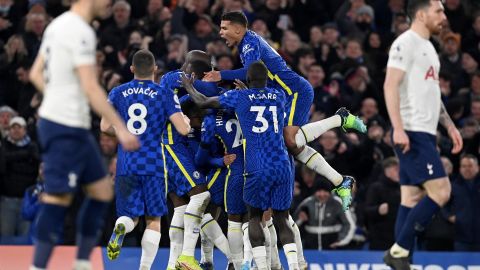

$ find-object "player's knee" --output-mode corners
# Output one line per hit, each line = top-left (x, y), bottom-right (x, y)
(41, 193), (74, 207)
(284, 134), (299, 152)
(84, 177), (114, 202)
(429, 186), (451, 206)
(145, 217), (161, 232)
(272, 211), (294, 244)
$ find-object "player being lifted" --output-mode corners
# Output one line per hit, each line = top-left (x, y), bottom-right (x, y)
(100, 50), (190, 270)
(28, 0), (140, 269)
(182, 61), (301, 270)
(203, 11), (366, 210)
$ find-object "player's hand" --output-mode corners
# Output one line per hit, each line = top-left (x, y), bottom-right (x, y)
(378, 203), (389, 215)
(183, 114), (191, 125)
(116, 129), (140, 151)
(203, 71), (221, 82)
(234, 79), (248, 90)
(180, 72), (194, 90)
(223, 153), (237, 166)
(392, 128), (410, 154)
(448, 125), (463, 154)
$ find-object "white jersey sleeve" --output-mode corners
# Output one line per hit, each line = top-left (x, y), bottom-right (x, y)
(387, 35), (415, 72)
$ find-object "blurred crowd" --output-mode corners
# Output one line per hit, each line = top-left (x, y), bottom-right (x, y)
(0, 0), (480, 252)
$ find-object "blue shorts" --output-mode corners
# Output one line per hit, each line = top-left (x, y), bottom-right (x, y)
(394, 131), (446, 185)
(38, 118), (107, 194)
(285, 78), (313, 127)
(207, 168), (227, 207)
(115, 175), (168, 218)
(225, 172), (247, 215)
(243, 166), (292, 211)
(163, 143), (206, 197)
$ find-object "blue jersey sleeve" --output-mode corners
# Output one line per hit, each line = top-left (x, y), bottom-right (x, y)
(107, 88), (118, 108)
(218, 90), (240, 110)
(193, 80), (221, 97)
(164, 87), (182, 117)
(201, 114), (216, 144)
(240, 40), (262, 67)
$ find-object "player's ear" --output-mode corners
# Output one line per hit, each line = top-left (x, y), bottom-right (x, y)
(234, 24), (241, 35)
(153, 65), (158, 72)
(130, 65), (135, 75)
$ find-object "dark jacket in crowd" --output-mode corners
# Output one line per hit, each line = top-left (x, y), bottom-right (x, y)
(364, 174), (400, 250)
(0, 138), (40, 198)
(450, 175), (480, 246)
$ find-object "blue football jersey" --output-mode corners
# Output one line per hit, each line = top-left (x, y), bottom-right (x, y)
(108, 79), (181, 176)
(201, 109), (244, 175)
(218, 87), (290, 174)
(221, 30), (310, 96)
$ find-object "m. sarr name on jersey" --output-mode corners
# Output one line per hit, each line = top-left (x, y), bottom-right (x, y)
(308, 263), (480, 270)
(248, 92), (277, 101)
(122, 87), (158, 98)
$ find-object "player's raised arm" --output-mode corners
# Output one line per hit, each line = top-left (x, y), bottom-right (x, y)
(180, 73), (221, 108)
(76, 65), (140, 151)
(29, 53), (45, 93)
(384, 68), (409, 154)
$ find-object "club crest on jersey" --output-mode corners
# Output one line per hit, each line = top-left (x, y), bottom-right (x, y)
(242, 44), (254, 54)
(193, 171), (201, 179)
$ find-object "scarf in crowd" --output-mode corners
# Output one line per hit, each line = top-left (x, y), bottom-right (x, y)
(7, 134), (31, 147)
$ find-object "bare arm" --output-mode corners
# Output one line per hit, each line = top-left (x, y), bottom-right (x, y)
(169, 112), (191, 136)
(384, 67), (406, 131)
(76, 65), (139, 151)
(29, 54), (45, 93)
(100, 117), (115, 135)
(439, 102), (454, 130)
(180, 73), (221, 109)
(439, 102), (463, 154)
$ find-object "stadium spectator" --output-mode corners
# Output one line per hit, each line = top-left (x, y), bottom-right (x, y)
(0, 105), (16, 138)
(0, 116), (39, 238)
(364, 157), (400, 250)
(441, 32), (463, 91)
(295, 180), (356, 250)
(449, 154), (480, 251)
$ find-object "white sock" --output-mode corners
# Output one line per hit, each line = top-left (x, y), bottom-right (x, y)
(140, 229), (160, 269)
(295, 145), (343, 186)
(29, 267), (46, 270)
(262, 225), (271, 269)
(390, 243), (409, 258)
(168, 205), (186, 269)
(115, 216), (135, 233)
(201, 213), (231, 259)
(252, 246), (268, 270)
(295, 115), (342, 147)
(200, 229), (214, 264)
(183, 191), (210, 256)
(267, 219), (281, 269)
(283, 243), (299, 270)
(288, 215), (306, 266)
(242, 223), (253, 264)
(73, 259), (91, 270)
(228, 221), (244, 270)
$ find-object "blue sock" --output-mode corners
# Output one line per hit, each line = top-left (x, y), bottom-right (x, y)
(33, 204), (68, 268)
(395, 205), (412, 240)
(397, 196), (439, 250)
(76, 198), (110, 260)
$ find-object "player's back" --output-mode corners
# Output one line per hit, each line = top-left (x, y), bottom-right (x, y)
(109, 79), (176, 176)
(203, 109), (245, 175)
(38, 11), (96, 129)
(229, 87), (290, 173)
(240, 30), (309, 94)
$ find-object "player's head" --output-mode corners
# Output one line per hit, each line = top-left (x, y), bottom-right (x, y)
(407, 0), (447, 35)
(71, 0), (112, 20)
(186, 60), (212, 80)
(182, 50), (211, 71)
(246, 61), (268, 88)
(220, 11), (248, 47)
(131, 49), (157, 79)
(181, 99), (206, 128)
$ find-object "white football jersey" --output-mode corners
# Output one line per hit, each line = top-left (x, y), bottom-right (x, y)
(38, 11), (96, 129)
(387, 30), (441, 135)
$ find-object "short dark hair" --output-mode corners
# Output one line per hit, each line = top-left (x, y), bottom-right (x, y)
(407, 0), (439, 21)
(221, 11), (248, 27)
(382, 157), (399, 169)
(460, 154), (478, 164)
(132, 50), (155, 77)
(247, 61), (268, 85)
(189, 60), (211, 80)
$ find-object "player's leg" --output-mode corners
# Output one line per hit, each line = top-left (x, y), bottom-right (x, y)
(31, 193), (72, 270)
(288, 215), (307, 270)
(266, 215), (282, 270)
(262, 211), (272, 269)
(272, 210), (299, 270)
(248, 205), (268, 270)
(168, 193), (188, 270)
(139, 175), (168, 270)
(241, 220), (254, 270)
(108, 175), (142, 260)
